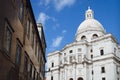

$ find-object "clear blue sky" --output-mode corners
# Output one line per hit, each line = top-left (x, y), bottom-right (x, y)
(30, 0), (120, 54)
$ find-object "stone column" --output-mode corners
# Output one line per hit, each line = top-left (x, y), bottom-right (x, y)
(60, 71), (62, 80)
(65, 66), (67, 80)
(58, 70), (60, 80)
(73, 64), (76, 80)
(84, 63), (87, 80)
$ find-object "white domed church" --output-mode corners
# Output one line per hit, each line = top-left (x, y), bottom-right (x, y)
(46, 7), (120, 80)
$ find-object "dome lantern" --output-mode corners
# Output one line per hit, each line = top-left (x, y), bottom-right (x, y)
(85, 6), (94, 19)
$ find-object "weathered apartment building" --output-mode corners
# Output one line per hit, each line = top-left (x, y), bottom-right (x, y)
(0, 0), (46, 80)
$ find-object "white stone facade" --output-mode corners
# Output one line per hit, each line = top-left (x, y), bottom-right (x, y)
(46, 7), (120, 80)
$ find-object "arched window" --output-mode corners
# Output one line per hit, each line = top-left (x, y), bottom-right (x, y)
(78, 77), (83, 80)
(81, 36), (86, 40)
(70, 78), (73, 80)
(92, 34), (98, 39)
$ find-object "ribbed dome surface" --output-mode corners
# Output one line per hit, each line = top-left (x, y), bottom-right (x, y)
(77, 19), (105, 34)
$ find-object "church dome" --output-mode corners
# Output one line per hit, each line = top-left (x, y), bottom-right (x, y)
(77, 19), (105, 34)
(76, 7), (105, 34)
(75, 7), (105, 42)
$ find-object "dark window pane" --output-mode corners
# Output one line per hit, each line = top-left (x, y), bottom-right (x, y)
(69, 50), (73, 53)
(33, 67), (36, 80)
(52, 62), (54, 67)
(102, 77), (105, 80)
(30, 63), (32, 78)
(16, 44), (22, 66)
(100, 49), (104, 55)
(24, 54), (28, 72)
(4, 22), (12, 54)
(101, 67), (105, 73)
(51, 76), (53, 80)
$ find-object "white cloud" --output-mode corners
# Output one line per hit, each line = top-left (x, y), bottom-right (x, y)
(62, 30), (67, 34)
(51, 17), (57, 22)
(48, 30), (67, 52)
(45, 0), (76, 11)
(39, 0), (43, 6)
(52, 23), (60, 30)
(45, 0), (51, 6)
(52, 30), (67, 48)
(52, 36), (63, 47)
(55, 0), (76, 11)
(37, 12), (50, 26)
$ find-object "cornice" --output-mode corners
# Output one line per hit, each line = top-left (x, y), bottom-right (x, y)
(90, 34), (119, 44)
(47, 50), (60, 57)
(76, 28), (105, 38)
(62, 41), (88, 51)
